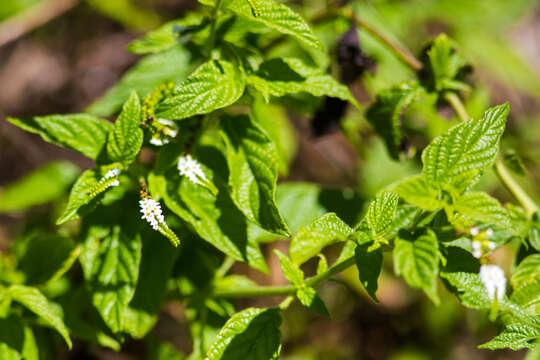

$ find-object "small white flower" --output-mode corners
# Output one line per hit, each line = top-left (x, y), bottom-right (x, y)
(479, 264), (506, 301)
(104, 168), (120, 179)
(486, 228), (494, 238)
(150, 137), (168, 146)
(157, 118), (179, 138)
(178, 155), (208, 185)
(149, 119), (178, 146)
(470, 226), (480, 236)
(488, 241), (496, 251)
(472, 241), (482, 259)
(139, 198), (165, 231)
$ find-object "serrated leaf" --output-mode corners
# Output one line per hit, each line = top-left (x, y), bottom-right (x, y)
(393, 175), (444, 211)
(289, 213), (352, 265)
(452, 191), (511, 228)
(0, 161), (79, 213)
(220, 0), (322, 50)
(57, 163), (122, 225)
(394, 230), (440, 304)
(123, 230), (180, 338)
(274, 250), (303, 287)
(355, 235), (382, 301)
(155, 60), (245, 120)
(480, 322), (540, 350)
(221, 115), (289, 235)
(252, 98), (297, 176)
(366, 82), (430, 159)
(422, 104), (509, 191)
(247, 58), (356, 105)
(8, 114), (113, 160)
(107, 91), (143, 164)
(87, 46), (192, 117)
(80, 214), (142, 333)
(9, 285), (72, 349)
(440, 272), (490, 309)
(511, 255), (540, 310)
(206, 307), (282, 360)
(163, 146), (268, 273)
(366, 191), (399, 236)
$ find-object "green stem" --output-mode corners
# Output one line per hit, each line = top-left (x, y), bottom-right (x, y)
(495, 158), (539, 218)
(207, 0), (223, 57)
(446, 92), (539, 219)
(444, 92), (469, 121)
(216, 256), (235, 278)
(212, 256), (356, 298)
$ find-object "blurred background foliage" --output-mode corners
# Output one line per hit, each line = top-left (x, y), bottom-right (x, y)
(1, 0), (540, 359)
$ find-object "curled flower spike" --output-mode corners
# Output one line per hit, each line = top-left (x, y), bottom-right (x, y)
(139, 191), (180, 247)
(479, 264), (506, 301)
(470, 226), (496, 259)
(178, 154), (209, 185)
(89, 167), (121, 197)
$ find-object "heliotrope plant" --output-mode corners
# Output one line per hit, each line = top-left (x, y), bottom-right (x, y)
(0, 0), (539, 358)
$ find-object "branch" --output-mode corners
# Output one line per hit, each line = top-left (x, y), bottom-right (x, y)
(0, 0), (79, 48)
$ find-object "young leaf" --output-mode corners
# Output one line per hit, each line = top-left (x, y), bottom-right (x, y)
(422, 104), (509, 191)
(9, 285), (72, 349)
(289, 213), (353, 265)
(107, 91), (143, 164)
(87, 47), (192, 117)
(0, 161), (79, 213)
(221, 115), (289, 236)
(155, 60), (245, 120)
(219, 0), (322, 50)
(366, 191), (399, 236)
(393, 230), (440, 304)
(205, 307), (282, 360)
(510, 255), (540, 310)
(8, 114), (113, 160)
(247, 58), (357, 105)
(366, 82), (430, 159)
(355, 233), (383, 301)
(393, 175), (444, 211)
(80, 221), (142, 333)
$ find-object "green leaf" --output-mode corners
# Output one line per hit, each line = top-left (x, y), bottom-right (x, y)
(247, 58), (356, 105)
(355, 235), (383, 302)
(510, 255), (540, 310)
(8, 114), (113, 160)
(57, 163), (122, 225)
(0, 314), (24, 360)
(274, 250), (304, 287)
(123, 230), (180, 338)
(155, 60), (245, 120)
(252, 98), (297, 176)
(163, 146), (268, 273)
(479, 322), (540, 350)
(503, 150), (527, 176)
(366, 191), (399, 236)
(107, 91), (143, 164)
(87, 46), (192, 117)
(205, 307), (282, 360)
(440, 272), (490, 309)
(80, 218), (142, 333)
(393, 230), (440, 304)
(221, 115), (289, 235)
(366, 82), (430, 159)
(452, 192), (511, 228)
(0, 161), (79, 213)
(421, 104), (509, 191)
(9, 285), (72, 349)
(18, 235), (75, 285)
(393, 175), (444, 211)
(422, 34), (470, 93)
(220, 0), (322, 50)
(289, 213), (352, 265)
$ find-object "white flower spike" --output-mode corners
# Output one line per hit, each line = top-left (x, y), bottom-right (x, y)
(149, 118), (179, 146)
(178, 154), (208, 185)
(479, 264), (506, 301)
(89, 167), (121, 197)
(139, 191), (180, 247)
(472, 241), (482, 259)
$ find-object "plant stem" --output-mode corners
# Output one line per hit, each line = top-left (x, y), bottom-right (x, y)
(216, 256), (235, 278)
(0, 0), (79, 48)
(495, 158), (539, 218)
(444, 92), (469, 121)
(212, 256), (356, 298)
(207, 0), (223, 57)
(341, 8), (423, 72)
(446, 92), (540, 218)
